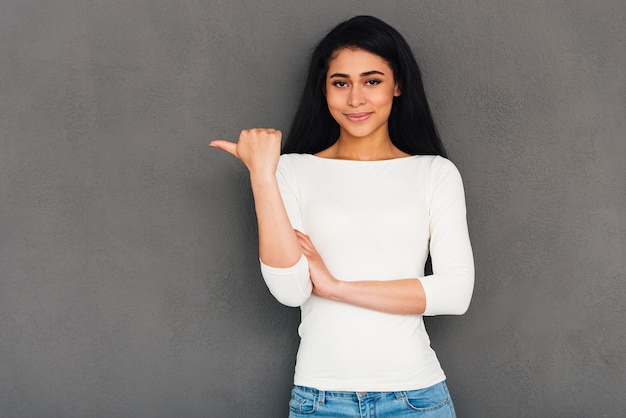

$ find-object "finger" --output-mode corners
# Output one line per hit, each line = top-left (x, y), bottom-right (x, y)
(294, 230), (311, 241)
(296, 237), (316, 255)
(295, 234), (311, 249)
(209, 140), (238, 158)
(295, 234), (309, 248)
(257, 128), (280, 135)
(294, 231), (310, 244)
(297, 233), (314, 249)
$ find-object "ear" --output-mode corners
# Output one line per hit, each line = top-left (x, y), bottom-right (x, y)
(394, 83), (401, 97)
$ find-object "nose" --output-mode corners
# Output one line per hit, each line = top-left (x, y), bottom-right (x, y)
(347, 86), (365, 107)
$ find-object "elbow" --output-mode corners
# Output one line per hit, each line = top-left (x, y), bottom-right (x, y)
(450, 269), (474, 315)
(451, 272), (474, 315)
(269, 287), (312, 307)
(448, 291), (473, 315)
(259, 254), (312, 307)
(433, 287), (473, 316)
(422, 268), (474, 316)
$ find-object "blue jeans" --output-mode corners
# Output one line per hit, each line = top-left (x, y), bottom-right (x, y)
(288, 381), (456, 417)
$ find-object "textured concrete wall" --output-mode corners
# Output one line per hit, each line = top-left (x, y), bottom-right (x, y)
(1, 0), (624, 416)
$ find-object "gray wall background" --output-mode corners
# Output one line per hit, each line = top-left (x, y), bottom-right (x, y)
(1, 0), (624, 416)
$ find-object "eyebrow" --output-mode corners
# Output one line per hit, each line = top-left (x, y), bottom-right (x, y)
(329, 70), (386, 78)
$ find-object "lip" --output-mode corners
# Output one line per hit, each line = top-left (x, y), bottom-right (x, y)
(344, 112), (372, 122)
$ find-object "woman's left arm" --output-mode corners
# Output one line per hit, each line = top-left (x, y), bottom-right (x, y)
(295, 158), (474, 316)
(296, 231), (427, 315)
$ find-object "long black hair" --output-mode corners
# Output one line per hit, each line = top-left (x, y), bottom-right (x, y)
(282, 15), (447, 158)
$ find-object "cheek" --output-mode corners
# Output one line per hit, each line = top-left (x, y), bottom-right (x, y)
(325, 93), (344, 112)
(372, 89), (396, 106)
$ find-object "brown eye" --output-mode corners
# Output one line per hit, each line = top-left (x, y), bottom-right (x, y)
(332, 81), (349, 88)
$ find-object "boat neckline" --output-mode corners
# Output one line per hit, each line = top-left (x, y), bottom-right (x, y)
(297, 153), (426, 163)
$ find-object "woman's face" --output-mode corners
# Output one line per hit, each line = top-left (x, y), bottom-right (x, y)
(325, 48), (400, 141)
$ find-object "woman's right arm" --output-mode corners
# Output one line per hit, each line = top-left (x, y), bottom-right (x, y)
(210, 129), (312, 306)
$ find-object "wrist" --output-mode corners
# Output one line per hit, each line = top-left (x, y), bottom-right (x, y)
(326, 276), (344, 302)
(249, 171), (277, 187)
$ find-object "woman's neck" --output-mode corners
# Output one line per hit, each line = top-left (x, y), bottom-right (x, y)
(315, 134), (410, 161)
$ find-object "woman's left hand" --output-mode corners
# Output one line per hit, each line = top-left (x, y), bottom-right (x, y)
(295, 230), (428, 315)
(294, 230), (339, 299)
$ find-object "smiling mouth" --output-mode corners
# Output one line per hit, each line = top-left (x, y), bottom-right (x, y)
(345, 112), (372, 122)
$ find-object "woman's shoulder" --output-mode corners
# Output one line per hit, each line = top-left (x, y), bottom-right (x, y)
(427, 155), (457, 171)
(279, 153), (312, 162)
(403, 154), (458, 175)
(402, 155), (463, 188)
(278, 153), (314, 169)
(425, 156), (466, 196)
(277, 153), (317, 178)
(429, 155), (461, 175)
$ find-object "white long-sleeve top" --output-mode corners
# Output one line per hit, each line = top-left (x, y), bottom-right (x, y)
(260, 153), (474, 391)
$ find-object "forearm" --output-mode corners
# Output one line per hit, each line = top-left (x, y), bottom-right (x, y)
(326, 278), (426, 315)
(250, 173), (302, 268)
(210, 129), (302, 268)
(296, 231), (427, 315)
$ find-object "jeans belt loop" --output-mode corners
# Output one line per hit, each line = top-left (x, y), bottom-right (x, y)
(317, 389), (326, 405)
(393, 391), (405, 400)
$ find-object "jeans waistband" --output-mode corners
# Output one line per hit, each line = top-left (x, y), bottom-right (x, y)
(294, 385), (405, 403)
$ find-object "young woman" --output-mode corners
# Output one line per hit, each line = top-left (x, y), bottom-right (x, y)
(211, 15), (474, 418)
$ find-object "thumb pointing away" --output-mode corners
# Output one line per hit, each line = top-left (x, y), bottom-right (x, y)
(209, 140), (238, 158)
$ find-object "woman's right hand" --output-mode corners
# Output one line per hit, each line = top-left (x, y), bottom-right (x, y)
(210, 128), (282, 178)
